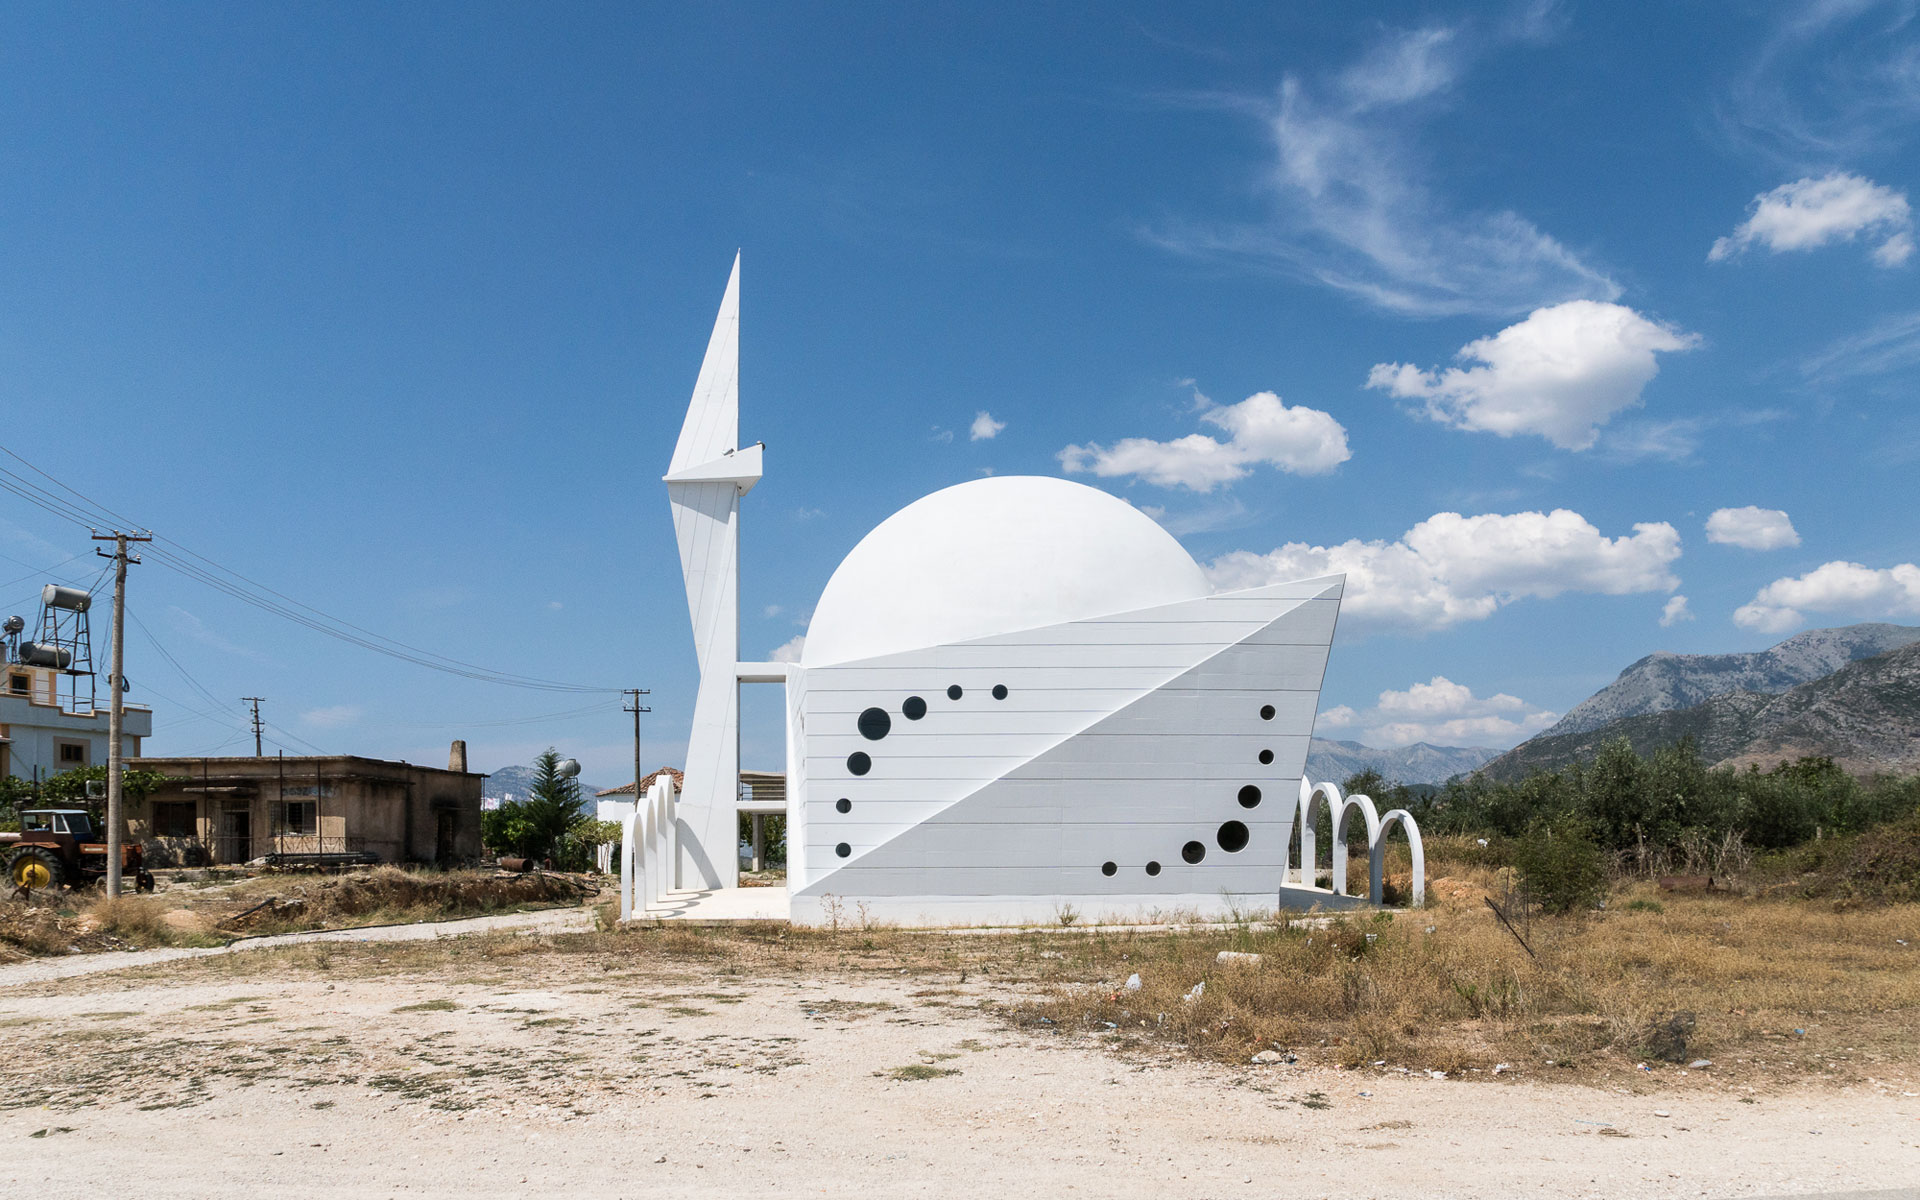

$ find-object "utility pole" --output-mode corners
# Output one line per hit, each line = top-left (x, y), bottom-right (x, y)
(622, 688), (651, 801)
(242, 697), (265, 756)
(93, 529), (152, 899)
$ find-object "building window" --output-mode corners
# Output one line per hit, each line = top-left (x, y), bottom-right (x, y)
(57, 741), (87, 765)
(151, 802), (197, 839)
(278, 800), (317, 836)
(7, 674), (26, 695)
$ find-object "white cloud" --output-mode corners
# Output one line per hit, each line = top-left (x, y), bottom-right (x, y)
(1706, 506), (1801, 550)
(1145, 24), (1618, 316)
(1660, 595), (1694, 627)
(1205, 508), (1682, 634)
(1317, 704), (1359, 727)
(1058, 391), (1349, 492)
(969, 411), (1006, 441)
(1367, 301), (1700, 451)
(1734, 561), (1920, 632)
(1710, 173), (1914, 265)
(769, 635), (806, 664)
(1324, 676), (1556, 748)
(763, 604), (784, 618)
(301, 704), (362, 730)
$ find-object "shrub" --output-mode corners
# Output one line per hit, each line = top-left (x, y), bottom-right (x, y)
(1513, 816), (1608, 914)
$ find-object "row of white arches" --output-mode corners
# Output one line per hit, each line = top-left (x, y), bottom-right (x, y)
(1289, 778), (1426, 907)
(618, 773), (680, 920)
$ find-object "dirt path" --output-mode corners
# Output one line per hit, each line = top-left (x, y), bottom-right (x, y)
(0, 906), (596, 988)
(0, 943), (1913, 1199)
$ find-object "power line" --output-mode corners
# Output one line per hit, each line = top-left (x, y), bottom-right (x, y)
(0, 443), (616, 693)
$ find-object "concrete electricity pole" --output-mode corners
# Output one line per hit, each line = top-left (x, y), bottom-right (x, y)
(93, 529), (152, 899)
(242, 696), (265, 756)
(622, 688), (651, 801)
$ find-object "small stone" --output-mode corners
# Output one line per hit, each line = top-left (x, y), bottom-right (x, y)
(1493, 1063), (1512, 1075)
(1689, 1059), (1712, 1069)
(1216, 951), (1262, 965)
(1124, 973), (1142, 991)
(1251, 1050), (1284, 1065)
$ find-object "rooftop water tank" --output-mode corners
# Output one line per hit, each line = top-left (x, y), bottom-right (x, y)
(41, 585), (91, 612)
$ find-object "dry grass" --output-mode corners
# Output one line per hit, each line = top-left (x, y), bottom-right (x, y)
(1014, 890), (1919, 1078)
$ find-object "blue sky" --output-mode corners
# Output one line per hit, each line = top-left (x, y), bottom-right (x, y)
(2, 1), (1917, 780)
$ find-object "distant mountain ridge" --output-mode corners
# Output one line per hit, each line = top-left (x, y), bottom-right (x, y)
(1305, 738), (1500, 786)
(1480, 641), (1920, 780)
(482, 764), (607, 810)
(1538, 623), (1920, 739)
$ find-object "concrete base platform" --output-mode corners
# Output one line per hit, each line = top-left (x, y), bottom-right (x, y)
(632, 887), (792, 924)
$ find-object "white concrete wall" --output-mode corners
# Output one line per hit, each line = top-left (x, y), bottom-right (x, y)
(788, 577), (1346, 923)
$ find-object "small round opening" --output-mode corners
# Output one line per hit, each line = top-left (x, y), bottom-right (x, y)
(1181, 840), (1206, 865)
(846, 752), (872, 776)
(1100, 861), (1117, 877)
(947, 684), (963, 701)
(1260, 704), (1276, 720)
(903, 696), (927, 721)
(1238, 784), (1262, 809)
(1144, 861), (1161, 877)
(857, 707), (892, 740)
(992, 684), (1008, 700)
(835, 798), (851, 814)
(835, 842), (851, 858)
(1217, 821), (1250, 853)
(1258, 749), (1274, 765)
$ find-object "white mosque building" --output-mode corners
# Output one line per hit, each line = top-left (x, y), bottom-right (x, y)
(626, 255), (1422, 926)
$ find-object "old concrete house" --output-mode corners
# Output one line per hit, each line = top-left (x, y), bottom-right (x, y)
(1, 659), (152, 783)
(130, 741), (484, 866)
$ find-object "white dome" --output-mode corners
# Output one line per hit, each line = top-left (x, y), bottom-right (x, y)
(802, 476), (1211, 667)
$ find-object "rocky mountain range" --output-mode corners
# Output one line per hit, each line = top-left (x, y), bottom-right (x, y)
(1537, 623), (1920, 740)
(1304, 738), (1499, 787)
(481, 764), (610, 809)
(1481, 640), (1920, 780)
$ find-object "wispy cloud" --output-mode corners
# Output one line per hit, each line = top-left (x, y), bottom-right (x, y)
(1800, 308), (1920, 382)
(1717, 0), (1920, 169)
(1319, 675), (1556, 748)
(969, 411), (1006, 441)
(301, 704), (363, 730)
(1660, 595), (1694, 627)
(1145, 21), (1618, 316)
(166, 605), (277, 666)
(769, 635), (806, 664)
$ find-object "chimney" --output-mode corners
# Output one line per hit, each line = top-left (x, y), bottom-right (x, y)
(448, 739), (468, 773)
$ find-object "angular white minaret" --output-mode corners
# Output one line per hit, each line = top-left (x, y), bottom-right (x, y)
(665, 254), (762, 889)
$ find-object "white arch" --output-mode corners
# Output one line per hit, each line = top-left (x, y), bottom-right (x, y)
(619, 808), (638, 921)
(1333, 792), (1381, 899)
(1297, 779), (1341, 890)
(1374, 809), (1426, 908)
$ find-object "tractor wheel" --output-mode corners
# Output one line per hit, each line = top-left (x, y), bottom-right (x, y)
(136, 870), (156, 894)
(7, 847), (64, 892)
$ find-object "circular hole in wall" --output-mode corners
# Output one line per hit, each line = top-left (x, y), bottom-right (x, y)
(835, 798), (851, 814)
(947, 684), (964, 700)
(1260, 704), (1276, 720)
(1238, 784), (1262, 809)
(992, 684), (1008, 700)
(1181, 840), (1206, 865)
(1217, 821), (1250, 853)
(846, 752), (872, 776)
(1144, 861), (1161, 876)
(857, 707), (892, 740)
(1258, 749), (1274, 765)
(835, 842), (851, 858)
(1100, 861), (1117, 877)
(903, 696), (927, 721)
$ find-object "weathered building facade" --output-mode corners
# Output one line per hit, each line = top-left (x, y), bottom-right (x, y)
(130, 748), (484, 866)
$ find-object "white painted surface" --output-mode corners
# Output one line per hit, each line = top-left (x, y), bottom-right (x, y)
(801, 476), (1212, 668)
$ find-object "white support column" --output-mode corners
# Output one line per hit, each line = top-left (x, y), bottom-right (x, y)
(619, 809), (638, 922)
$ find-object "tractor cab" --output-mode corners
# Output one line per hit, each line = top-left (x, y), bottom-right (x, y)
(20, 810), (94, 841)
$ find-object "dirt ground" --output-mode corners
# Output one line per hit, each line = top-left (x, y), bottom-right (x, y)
(0, 933), (1915, 1200)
